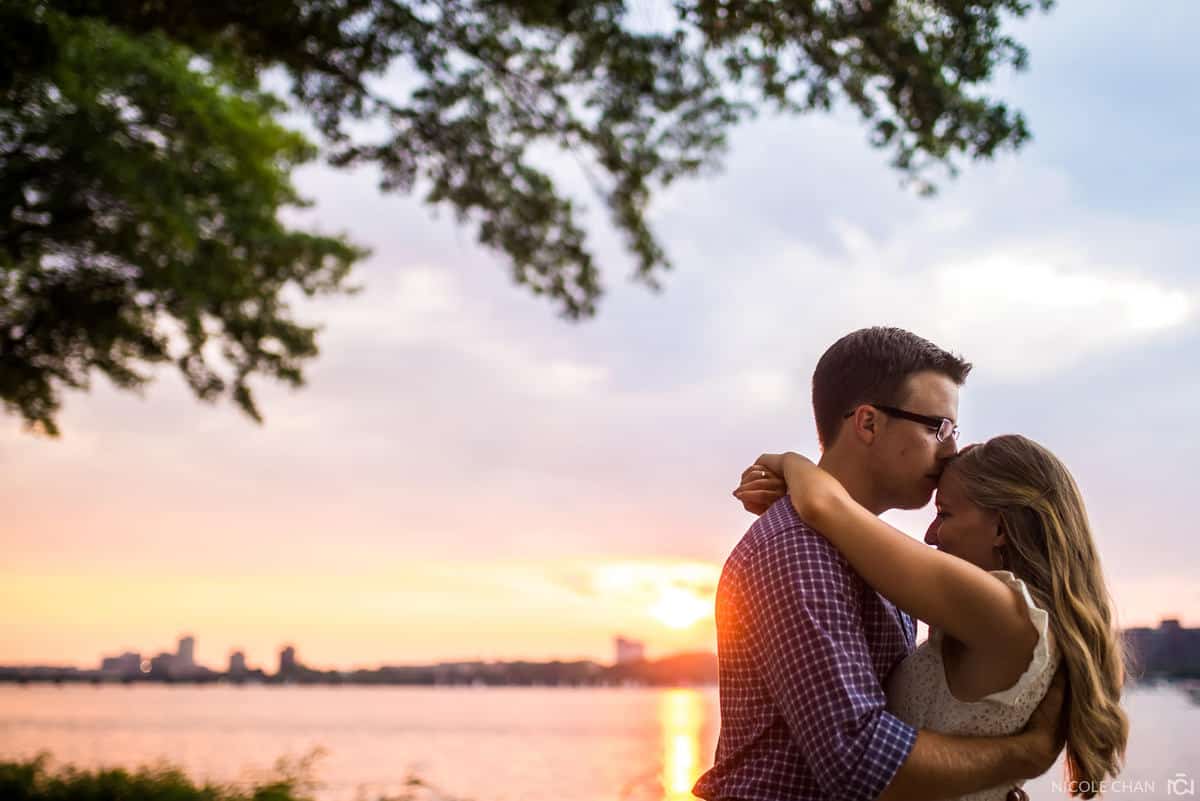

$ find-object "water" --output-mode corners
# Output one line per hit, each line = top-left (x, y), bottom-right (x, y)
(0, 684), (1194, 800)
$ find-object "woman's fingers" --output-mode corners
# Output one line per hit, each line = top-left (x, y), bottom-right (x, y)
(735, 477), (786, 494)
(734, 490), (783, 506)
(735, 463), (785, 516)
(740, 465), (775, 483)
(740, 465), (782, 484)
(735, 493), (775, 515)
(733, 478), (787, 508)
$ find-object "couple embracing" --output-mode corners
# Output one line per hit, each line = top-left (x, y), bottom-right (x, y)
(693, 327), (1128, 801)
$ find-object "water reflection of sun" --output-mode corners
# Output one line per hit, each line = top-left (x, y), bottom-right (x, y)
(659, 689), (706, 800)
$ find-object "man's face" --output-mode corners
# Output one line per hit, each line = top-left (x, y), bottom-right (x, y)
(872, 370), (961, 511)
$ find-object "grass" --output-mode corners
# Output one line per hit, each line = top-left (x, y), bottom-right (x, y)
(0, 750), (466, 801)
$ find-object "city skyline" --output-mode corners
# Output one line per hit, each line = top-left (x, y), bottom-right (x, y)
(7, 615), (1200, 677)
(2, 632), (734, 687)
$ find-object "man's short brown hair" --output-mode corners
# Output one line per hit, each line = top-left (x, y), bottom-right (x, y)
(812, 327), (972, 448)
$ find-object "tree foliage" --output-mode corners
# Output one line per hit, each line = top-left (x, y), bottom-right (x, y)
(1, 0), (1052, 434)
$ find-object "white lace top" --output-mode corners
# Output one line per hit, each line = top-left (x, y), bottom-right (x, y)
(885, 570), (1060, 801)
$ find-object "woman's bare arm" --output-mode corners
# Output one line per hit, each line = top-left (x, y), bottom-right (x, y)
(768, 452), (1037, 654)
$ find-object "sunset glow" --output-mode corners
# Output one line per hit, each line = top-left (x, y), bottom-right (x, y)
(650, 587), (713, 630)
(0, 558), (722, 667)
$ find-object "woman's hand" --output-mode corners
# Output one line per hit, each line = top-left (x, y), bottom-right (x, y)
(1017, 666), (1069, 778)
(733, 452), (843, 518)
(732, 458), (787, 516)
(778, 452), (845, 524)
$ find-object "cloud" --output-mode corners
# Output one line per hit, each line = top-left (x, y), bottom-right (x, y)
(312, 262), (611, 399)
(656, 148), (1196, 388)
(928, 257), (1191, 378)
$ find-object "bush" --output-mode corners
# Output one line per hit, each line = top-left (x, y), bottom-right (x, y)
(0, 752), (464, 801)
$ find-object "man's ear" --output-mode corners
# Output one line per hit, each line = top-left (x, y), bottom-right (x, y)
(849, 405), (879, 446)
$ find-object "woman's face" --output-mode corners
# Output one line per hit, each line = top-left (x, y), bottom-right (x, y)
(925, 467), (1006, 571)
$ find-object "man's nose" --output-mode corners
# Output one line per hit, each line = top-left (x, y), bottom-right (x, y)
(924, 519), (940, 546)
(939, 435), (959, 458)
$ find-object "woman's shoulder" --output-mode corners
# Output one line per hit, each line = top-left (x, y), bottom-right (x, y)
(972, 570), (1058, 705)
(975, 569), (1048, 644)
(988, 570), (1043, 611)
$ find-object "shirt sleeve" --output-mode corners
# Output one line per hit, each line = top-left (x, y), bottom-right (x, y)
(741, 525), (917, 801)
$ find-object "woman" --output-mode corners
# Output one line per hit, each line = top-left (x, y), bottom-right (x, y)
(735, 435), (1128, 800)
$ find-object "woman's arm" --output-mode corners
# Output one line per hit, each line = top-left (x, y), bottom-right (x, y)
(775, 452), (1036, 654)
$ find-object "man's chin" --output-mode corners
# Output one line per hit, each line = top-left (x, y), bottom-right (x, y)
(894, 500), (930, 512)
(896, 489), (936, 511)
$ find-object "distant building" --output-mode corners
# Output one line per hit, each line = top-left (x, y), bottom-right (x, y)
(177, 636), (195, 669)
(279, 645), (297, 678)
(1125, 618), (1200, 679)
(614, 636), (645, 665)
(228, 651), (247, 676)
(162, 635), (201, 678)
(99, 651), (141, 678)
(147, 651), (175, 679)
(133, 635), (206, 680)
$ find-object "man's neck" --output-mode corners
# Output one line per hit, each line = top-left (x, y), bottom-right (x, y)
(817, 447), (888, 516)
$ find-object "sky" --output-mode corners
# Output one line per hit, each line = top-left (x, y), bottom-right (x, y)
(2, 0), (1198, 672)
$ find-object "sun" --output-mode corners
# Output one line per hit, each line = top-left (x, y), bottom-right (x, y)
(649, 586), (711, 629)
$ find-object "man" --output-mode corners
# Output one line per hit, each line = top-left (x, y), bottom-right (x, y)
(692, 327), (1065, 801)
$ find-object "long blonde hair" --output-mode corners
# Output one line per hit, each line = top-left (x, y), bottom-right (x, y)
(951, 435), (1128, 798)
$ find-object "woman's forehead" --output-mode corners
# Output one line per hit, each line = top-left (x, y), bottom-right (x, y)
(936, 467), (966, 500)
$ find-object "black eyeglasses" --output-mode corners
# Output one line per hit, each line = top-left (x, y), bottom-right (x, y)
(843, 404), (959, 443)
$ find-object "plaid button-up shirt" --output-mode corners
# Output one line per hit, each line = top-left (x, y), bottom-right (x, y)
(692, 497), (918, 801)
